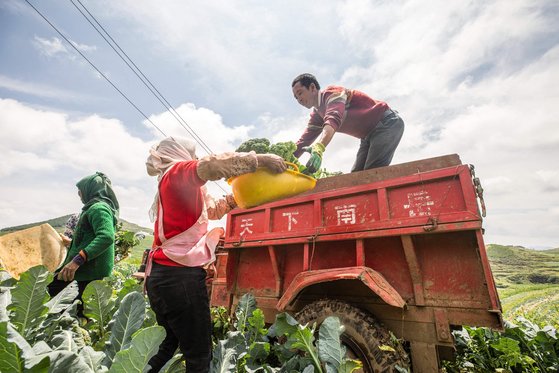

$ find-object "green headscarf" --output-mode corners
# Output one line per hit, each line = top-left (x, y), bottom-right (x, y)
(76, 172), (120, 218)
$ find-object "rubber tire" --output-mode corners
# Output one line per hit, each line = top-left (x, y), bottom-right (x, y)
(296, 299), (410, 373)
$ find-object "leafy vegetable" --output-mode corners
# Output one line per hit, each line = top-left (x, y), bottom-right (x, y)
(211, 293), (362, 372)
(7, 265), (51, 338)
(83, 280), (115, 343)
(103, 292), (146, 366)
(108, 325), (166, 373)
(269, 141), (298, 164)
(4, 265), (557, 373)
(0, 266), (164, 373)
(443, 317), (559, 372)
(235, 138), (271, 154)
(236, 138), (342, 178)
(114, 224), (142, 263)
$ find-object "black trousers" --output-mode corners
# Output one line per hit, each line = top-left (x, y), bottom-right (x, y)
(146, 263), (211, 373)
(48, 278), (91, 317)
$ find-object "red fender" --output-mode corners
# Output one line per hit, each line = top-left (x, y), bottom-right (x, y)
(277, 266), (406, 311)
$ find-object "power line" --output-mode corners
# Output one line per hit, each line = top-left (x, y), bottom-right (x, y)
(70, 0), (215, 156)
(24, 0), (230, 194)
(24, 0), (167, 137)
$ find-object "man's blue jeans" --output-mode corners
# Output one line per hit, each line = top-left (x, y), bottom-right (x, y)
(351, 109), (405, 172)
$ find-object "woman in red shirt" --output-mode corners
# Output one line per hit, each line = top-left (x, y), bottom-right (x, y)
(145, 136), (285, 373)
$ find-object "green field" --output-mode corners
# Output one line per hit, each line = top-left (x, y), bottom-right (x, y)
(124, 235), (153, 265)
(487, 244), (559, 328)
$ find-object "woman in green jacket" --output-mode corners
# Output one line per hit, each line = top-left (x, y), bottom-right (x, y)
(48, 172), (119, 314)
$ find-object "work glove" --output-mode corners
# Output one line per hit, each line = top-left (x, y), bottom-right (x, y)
(256, 154), (287, 173)
(302, 143), (325, 175)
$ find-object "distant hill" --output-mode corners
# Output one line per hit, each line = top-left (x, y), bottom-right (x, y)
(488, 244), (559, 328)
(543, 247), (559, 254)
(487, 244), (559, 287)
(0, 214), (152, 235)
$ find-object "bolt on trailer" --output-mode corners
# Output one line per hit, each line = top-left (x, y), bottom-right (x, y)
(210, 154), (503, 372)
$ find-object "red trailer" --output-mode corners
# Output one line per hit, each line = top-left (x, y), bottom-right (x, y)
(210, 154), (503, 372)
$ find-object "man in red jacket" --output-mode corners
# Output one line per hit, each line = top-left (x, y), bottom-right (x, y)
(145, 136), (285, 373)
(291, 73), (405, 174)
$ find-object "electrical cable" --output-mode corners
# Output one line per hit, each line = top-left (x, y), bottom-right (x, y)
(24, 0), (230, 194)
(70, 0), (215, 156)
(24, 0), (167, 137)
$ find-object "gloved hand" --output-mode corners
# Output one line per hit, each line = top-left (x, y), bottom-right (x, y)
(302, 143), (325, 175)
(256, 154), (287, 173)
(225, 193), (237, 209)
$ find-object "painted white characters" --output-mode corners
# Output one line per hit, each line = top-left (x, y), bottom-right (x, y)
(335, 204), (356, 225)
(240, 218), (254, 236)
(282, 211), (299, 231)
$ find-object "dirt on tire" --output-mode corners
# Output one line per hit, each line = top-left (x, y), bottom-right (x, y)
(296, 299), (410, 373)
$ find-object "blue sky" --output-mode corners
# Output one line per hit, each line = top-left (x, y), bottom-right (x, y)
(1, 0), (558, 248)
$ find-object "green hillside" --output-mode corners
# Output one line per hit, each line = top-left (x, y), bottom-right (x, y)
(487, 244), (559, 287)
(0, 214), (153, 235)
(487, 244), (559, 328)
(543, 247), (559, 254)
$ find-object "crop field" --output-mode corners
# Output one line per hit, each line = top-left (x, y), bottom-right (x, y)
(125, 235), (153, 264)
(487, 244), (559, 328)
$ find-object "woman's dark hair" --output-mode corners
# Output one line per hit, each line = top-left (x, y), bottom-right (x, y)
(292, 73), (320, 90)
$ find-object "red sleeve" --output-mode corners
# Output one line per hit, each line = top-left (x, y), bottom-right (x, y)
(321, 87), (348, 132)
(294, 116), (323, 158)
(153, 161), (206, 247)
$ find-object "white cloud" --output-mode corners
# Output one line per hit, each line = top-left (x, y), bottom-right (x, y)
(0, 150), (58, 176)
(93, 0), (345, 113)
(0, 182), (81, 229)
(0, 75), (93, 102)
(0, 99), (144, 180)
(32, 36), (96, 60)
(146, 103), (252, 154)
(0, 98), (246, 229)
(33, 36), (68, 57)
(306, 0), (558, 247)
(72, 41), (97, 53)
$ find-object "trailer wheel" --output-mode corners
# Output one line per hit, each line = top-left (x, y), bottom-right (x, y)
(296, 299), (409, 373)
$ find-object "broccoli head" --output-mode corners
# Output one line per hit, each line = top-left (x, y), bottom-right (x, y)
(235, 138), (270, 154)
(269, 141), (298, 163)
(235, 137), (340, 178)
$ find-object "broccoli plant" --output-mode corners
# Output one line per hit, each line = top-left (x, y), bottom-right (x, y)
(210, 293), (363, 372)
(269, 141), (298, 164)
(0, 265), (164, 372)
(236, 138), (341, 179)
(235, 138), (271, 154)
(114, 223), (142, 263)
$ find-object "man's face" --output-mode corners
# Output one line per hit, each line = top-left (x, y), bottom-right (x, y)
(292, 82), (318, 109)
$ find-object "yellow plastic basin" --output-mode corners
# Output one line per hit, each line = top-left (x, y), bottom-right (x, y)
(228, 162), (316, 209)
